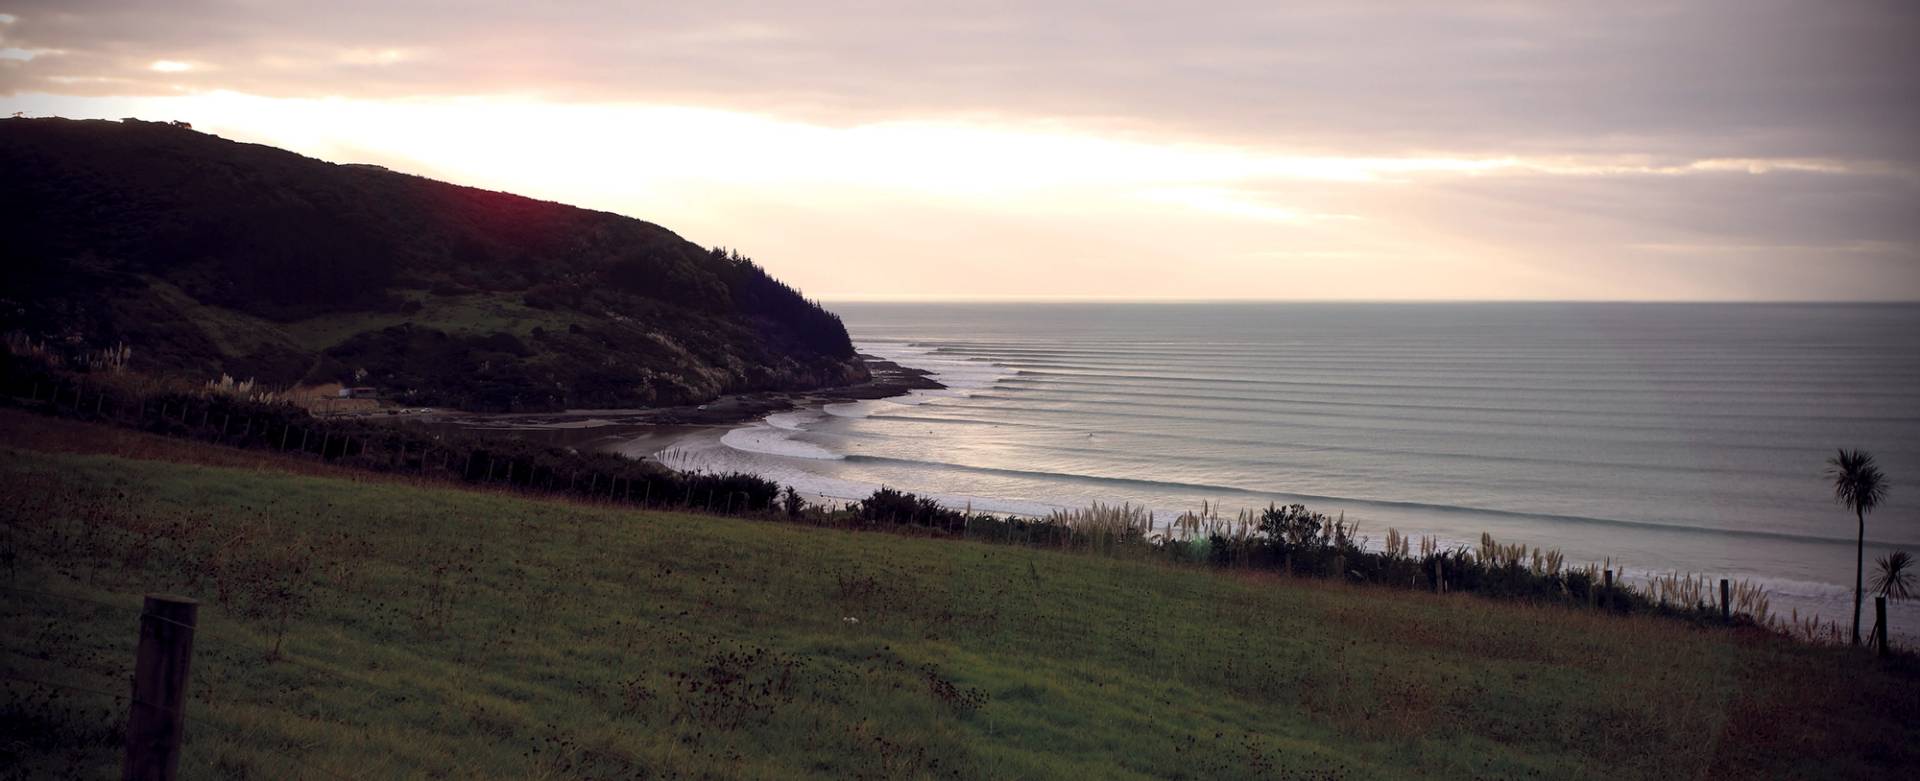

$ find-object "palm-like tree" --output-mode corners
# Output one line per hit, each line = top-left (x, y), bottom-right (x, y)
(1873, 551), (1914, 602)
(1868, 551), (1913, 649)
(1827, 449), (1890, 646)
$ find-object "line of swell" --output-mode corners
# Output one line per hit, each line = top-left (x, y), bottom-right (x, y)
(1000, 371), (1918, 399)
(967, 385), (1915, 423)
(838, 454), (1916, 548)
(963, 391), (1915, 434)
(917, 342), (1906, 361)
(982, 357), (1920, 384)
(857, 412), (1846, 479)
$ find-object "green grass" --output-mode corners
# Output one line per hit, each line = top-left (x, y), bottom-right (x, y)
(277, 291), (585, 352)
(3, 426), (1917, 779)
(147, 280), (583, 360)
(146, 279), (293, 359)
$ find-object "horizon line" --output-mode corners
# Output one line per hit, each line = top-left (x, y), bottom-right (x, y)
(818, 296), (1920, 305)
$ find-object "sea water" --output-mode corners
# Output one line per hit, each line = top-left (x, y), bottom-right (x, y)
(671, 302), (1920, 635)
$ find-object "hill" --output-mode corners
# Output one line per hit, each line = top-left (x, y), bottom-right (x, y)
(0, 117), (864, 412)
(3, 410), (1916, 779)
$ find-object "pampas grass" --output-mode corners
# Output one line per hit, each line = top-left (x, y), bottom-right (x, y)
(1047, 501), (1152, 552)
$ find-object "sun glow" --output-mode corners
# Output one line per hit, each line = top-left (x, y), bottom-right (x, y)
(13, 88), (1910, 301)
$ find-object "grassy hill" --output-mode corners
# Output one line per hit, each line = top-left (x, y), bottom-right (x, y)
(0, 117), (863, 411)
(3, 410), (1917, 779)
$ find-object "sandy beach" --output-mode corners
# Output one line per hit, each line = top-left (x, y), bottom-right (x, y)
(403, 354), (943, 459)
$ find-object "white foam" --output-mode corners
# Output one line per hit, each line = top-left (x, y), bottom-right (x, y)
(824, 399), (897, 418)
(861, 340), (1017, 397)
(719, 425), (844, 460)
(763, 410), (821, 431)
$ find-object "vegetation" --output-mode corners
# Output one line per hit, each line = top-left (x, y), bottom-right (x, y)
(0, 348), (786, 517)
(1828, 448), (1891, 646)
(0, 117), (863, 412)
(0, 350), (1859, 645)
(1875, 551), (1916, 602)
(3, 412), (1918, 779)
(835, 488), (1781, 632)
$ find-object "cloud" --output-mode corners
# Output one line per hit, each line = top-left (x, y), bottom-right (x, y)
(2, 1), (1916, 163)
(1, 2), (1915, 300)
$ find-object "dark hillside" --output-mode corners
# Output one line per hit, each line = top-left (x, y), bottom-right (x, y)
(0, 117), (862, 411)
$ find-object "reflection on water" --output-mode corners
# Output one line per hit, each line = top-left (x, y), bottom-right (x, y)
(662, 302), (1920, 637)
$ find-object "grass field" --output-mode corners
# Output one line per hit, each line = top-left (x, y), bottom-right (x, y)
(149, 279), (585, 358)
(2, 411), (1916, 779)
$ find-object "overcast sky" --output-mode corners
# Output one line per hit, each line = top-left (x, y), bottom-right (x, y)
(4, 1), (1917, 300)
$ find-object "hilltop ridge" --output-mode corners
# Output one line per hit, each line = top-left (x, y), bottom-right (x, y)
(0, 117), (866, 411)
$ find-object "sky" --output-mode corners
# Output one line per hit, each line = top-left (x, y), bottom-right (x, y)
(3, 1), (1917, 301)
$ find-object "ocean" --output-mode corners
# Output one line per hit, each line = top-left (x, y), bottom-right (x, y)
(667, 302), (1920, 634)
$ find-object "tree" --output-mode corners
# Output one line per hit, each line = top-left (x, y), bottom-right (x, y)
(1872, 551), (1915, 602)
(1827, 449), (1890, 646)
(1869, 551), (1913, 650)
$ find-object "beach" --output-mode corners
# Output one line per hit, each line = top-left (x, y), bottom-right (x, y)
(412, 354), (944, 458)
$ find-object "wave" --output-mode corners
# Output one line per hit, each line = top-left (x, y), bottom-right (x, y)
(977, 356), (1920, 384)
(870, 397), (1906, 459)
(1004, 367), (1920, 399)
(955, 392), (1911, 441)
(839, 453), (1918, 549)
(860, 341), (1017, 392)
(964, 384), (1916, 424)
(719, 425), (844, 461)
(855, 412), (1828, 481)
(915, 341), (1912, 364)
(763, 410), (822, 431)
(927, 342), (1920, 367)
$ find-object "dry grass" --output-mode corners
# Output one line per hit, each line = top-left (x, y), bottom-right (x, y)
(1045, 501), (1152, 550)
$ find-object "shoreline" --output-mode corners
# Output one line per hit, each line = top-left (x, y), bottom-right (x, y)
(410, 342), (1916, 644)
(416, 354), (943, 456)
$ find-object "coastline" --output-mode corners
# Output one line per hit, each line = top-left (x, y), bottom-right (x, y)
(410, 320), (1919, 644)
(417, 354), (943, 457)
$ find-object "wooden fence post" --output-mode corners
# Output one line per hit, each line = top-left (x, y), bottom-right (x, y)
(122, 594), (198, 781)
(1877, 597), (1889, 657)
(1720, 579), (1730, 622)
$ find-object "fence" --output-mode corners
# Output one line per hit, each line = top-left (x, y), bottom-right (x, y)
(0, 585), (443, 780)
(1, 371), (782, 518)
